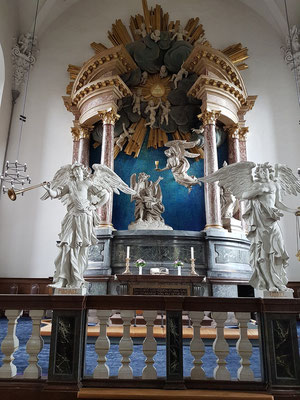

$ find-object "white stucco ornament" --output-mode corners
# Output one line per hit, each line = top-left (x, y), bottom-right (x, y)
(41, 162), (135, 289)
(200, 161), (300, 293)
(282, 25), (300, 87)
(11, 32), (38, 92)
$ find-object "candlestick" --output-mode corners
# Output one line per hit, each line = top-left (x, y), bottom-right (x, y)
(190, 258), (198, 276)
(126, 246), (130, 258)
(191, 247), (194, 259)
(123, 257), (132, 275)
(155, 160), (159, 169)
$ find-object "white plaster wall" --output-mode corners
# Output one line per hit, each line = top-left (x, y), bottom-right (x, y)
(0, 0), (18, 173)
(0, 0), (299, 281)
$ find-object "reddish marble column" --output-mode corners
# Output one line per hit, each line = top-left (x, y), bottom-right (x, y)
(239, 127), (249, 161)
(200, 110), (223, 230)
(71, 123), (93, 167)
(97, 109), (120, 228)
(226, 124), (240, 164)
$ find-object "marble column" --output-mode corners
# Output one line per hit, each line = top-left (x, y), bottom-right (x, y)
(71, 122), (93, 167)
(238, 127), (249, 161)
(97, 108), (120, 228)
(226, 124), (240, 164)
(200, 110), (223, 230)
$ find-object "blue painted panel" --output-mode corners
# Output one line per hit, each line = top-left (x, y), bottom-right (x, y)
(90, 131), (228, 231)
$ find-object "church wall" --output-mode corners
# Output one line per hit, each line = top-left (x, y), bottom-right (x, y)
(0, 0), (18, 172)
(0, 0), (299, 281)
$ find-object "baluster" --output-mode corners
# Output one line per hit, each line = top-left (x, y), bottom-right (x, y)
(23, 309), (44, 379)
(0, 310), (21, 378)
(118, 310), (134, 379)
(189, 311), (206, 379)
(142, 310), (157, 379)
(93, 310), (111, 379)
(212, 311), (230, 380)
(235, 312), (254, 381)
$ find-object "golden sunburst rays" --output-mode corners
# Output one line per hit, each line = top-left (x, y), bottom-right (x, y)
(137, 74), (171, 105)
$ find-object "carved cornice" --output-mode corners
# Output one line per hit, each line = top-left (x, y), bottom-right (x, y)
(71, 123), (93, 141)
(72, 45), (137, 95)
(238, 127), (249, 141)
(98, 108), (120, 125)
(188, 76), (247, 106)
(183, 45), (245, 91)
(71, 76), (131, 107)
(198, 110), (221, 125)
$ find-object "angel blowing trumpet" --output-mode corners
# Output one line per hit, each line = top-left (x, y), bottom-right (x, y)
(200, 161), (300, 293)
(41, 162), (135, 289)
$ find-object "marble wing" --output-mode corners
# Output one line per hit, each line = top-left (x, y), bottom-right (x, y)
(91, 164), (136, 196)
(130, 173), (137, 202)
(276, 164), (300, 196)
(40, 164), (72, 204)
(199, 161), (256, 200)
(165, 139), (200, 158)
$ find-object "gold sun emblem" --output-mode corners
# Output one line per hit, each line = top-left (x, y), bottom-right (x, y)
(136, 74), (171, 104)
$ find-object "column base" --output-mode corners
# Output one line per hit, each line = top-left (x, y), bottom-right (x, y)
(204, 224), (224, 230)
(97, 223), (116, 230)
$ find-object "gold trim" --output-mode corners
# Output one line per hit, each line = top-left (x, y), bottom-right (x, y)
(98, 108), (120, 125)
(71, 123), (93, 141)
(225, 124), (239, 139)
(198, 110), (221, 125)
(205, 224), (224, 229)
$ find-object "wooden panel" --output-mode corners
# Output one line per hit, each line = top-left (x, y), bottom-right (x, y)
(77, 388), (274, 399)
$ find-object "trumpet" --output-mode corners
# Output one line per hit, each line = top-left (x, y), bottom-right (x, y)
(7, 181), (48, 201)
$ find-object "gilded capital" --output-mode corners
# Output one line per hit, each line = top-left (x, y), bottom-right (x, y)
(198, 110), (221, 126)
(225, 124), (239, 139)
(71, 123), (93, 141)
(238, 127), (249, 141)
(98, 108), (120, 125)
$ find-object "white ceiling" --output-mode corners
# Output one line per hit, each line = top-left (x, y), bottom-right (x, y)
(16, 0), (300, 40)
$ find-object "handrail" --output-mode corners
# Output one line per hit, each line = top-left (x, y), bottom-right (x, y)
(0, 294), (299, 313)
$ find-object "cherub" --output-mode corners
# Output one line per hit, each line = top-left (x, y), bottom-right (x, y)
(171, 25), (188, 41)
(140, 71), (148, 85)
(145, 100), (160, 128)
(150, 29), (160, 42)
(160, 65), (168, 79)
(200, 161), (300, 293)
(132, 88), (145, 115)
(171, 66), (188, 89)
(160, 100), (171, 125)
(115, 123), (135, 151)
(135, 23), (147, 38)
(156, 139), (202, 192)
(41, 162), (135, 289)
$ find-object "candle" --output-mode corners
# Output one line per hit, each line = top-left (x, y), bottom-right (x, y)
(191, 247), (194, 259)
(126, 246), (130, 258)
(155, 160), (159, 169)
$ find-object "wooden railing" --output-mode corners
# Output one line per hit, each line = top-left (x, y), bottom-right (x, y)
(0, 295), (299, 399)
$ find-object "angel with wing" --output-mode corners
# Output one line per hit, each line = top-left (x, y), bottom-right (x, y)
(128, 172), (172, 230)
(41, 162), (135, 289)
(200, 161), (300, 293)
(156, 139), (202, 192)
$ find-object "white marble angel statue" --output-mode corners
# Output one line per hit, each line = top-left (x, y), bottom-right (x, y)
(200, 161), (300, 293)
(145, 100), (160, 128)
(171, 66), (189, 89)
(115, 123), (134, 151)
(156, 139), (202, 192)
(41, 162), (135, 289)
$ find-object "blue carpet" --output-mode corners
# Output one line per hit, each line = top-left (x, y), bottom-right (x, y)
(1, 317), (299, 378)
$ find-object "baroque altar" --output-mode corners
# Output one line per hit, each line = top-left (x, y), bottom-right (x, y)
(59, 0), (259, 297)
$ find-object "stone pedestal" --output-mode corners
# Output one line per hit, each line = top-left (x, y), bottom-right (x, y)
(222, 217), (242, 233)
(263, 290), (294, 299)
(54, 287), (87, 295)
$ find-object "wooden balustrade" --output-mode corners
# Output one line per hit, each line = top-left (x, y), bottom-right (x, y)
(0, 295), (299, 399)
